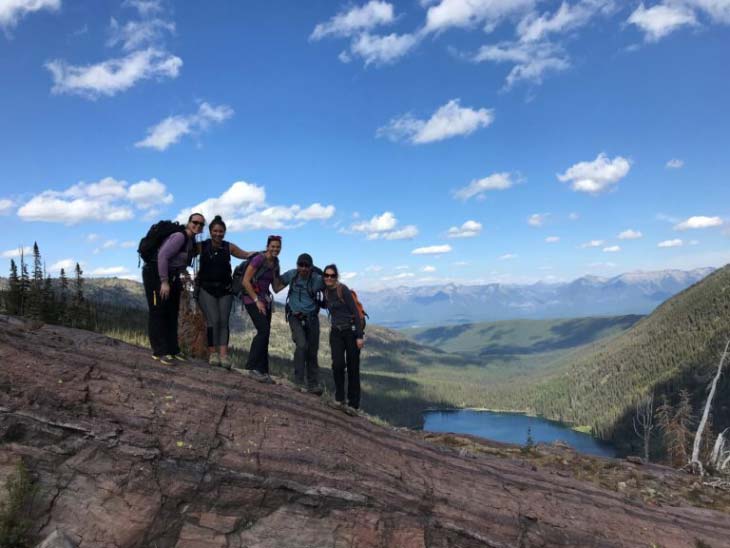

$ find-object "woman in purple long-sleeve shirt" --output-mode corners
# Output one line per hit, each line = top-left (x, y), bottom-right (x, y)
(142, 213), (206, 365)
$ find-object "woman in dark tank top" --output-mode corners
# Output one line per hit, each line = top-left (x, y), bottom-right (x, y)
(196, 215), (251, 369)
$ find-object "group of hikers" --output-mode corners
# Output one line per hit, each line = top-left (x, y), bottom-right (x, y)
(139, 212), (365, 410)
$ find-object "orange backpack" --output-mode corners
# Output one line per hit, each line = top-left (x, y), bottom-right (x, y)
(336, 284), (369, 331)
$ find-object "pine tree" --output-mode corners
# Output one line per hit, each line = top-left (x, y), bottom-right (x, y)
(42, 272), (55, 323)
(6, 259), (21, 315)
(58, 268), (69, 324)
(71, 263), (85, 327)
(26, 242), (43, 320)
(18, 252), (30, 317)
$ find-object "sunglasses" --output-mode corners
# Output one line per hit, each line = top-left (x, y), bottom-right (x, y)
(297, 262), (312, 268)
(323, 273), (337, 279)
(191, 220), (205, 227)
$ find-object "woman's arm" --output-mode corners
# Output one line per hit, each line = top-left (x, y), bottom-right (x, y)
(229, 242), (251, 260)
(243, 260), (260, 303)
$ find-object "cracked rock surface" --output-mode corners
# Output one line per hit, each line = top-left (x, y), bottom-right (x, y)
(1, 315), (729, 548)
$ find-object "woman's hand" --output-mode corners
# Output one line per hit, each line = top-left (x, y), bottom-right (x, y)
(356, 338), (364, 350)
(160, 281), (171, 300)
(256, 300), (267, 315)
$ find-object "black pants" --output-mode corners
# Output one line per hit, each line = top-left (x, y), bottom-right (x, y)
(143, 265), (182, 357)
(330, 326), (361, 408)
(245, 303), (271, 374)
(288, 314), (320, 387)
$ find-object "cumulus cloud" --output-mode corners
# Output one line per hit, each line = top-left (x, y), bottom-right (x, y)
(311, 1), (395, 40)
(422, 265), (437, 272)
(628, 3), (697, 42)
(108, 16), (174, 51)
(674, 215), (724, 230)
(618, 229), (643, 240)
(0, 0), (60, 29)
(49, 258), (76, 273)
(16, 176), (174, 224)
(545, 236), (560, 243)
(528, 213), (548, 227)
(517, 0), (616, 43)
(474, 40), (570, 88)
(658, 238), (683, 248)
(176, 181), (334, 232)
(557, 153), (631, 193)
(351, 211), (418, 240)
(454, 172), (514, 200)
(412, 244), (452, 255)
(447, 220), (482, 238)
(135, 102), (234, 151)
(348, 32), (420, 65)
(46, 48), (182, 99)
(424, 0), (535, 33)
(580, 240), (605, 248)
(91, 266), (130, 276)
(0, 199), (14, 215)
(377, 99), (494, 144)
(666, 158), (684, 169)
(1, 246), (33, 259)
(603, 245), (621, 253)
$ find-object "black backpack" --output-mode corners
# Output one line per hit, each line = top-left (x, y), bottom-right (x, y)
(231, 252), (279, 297)
(138, 220), (187, 263)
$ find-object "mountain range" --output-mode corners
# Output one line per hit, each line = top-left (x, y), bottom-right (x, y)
(357, 267), (716, 328)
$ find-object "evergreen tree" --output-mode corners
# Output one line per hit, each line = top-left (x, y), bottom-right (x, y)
(26, 242), (43, 320)
(71, 263), (85, 327)
(42, 272), (55, 323)
(6, 259), (21, 315)
(58, 268), (69, 324)
(18, 252), (30, 317)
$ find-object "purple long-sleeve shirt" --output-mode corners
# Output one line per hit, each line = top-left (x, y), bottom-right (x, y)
(157, 232), (192, 280)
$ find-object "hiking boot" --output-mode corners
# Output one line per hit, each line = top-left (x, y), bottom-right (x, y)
(248, 370), (275, 384)
(152, 355), (175, 366)
(306, 384), (324, 396)
(172, 354), (188, 363)
(219, 355), (232, 370)
(208, 352), (221, 366)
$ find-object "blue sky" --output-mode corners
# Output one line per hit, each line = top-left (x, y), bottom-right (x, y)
(1, 0), (729, 288)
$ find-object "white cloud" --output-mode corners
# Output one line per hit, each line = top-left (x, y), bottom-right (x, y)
(0, 199), (14, 215)
(120, 240), (137, 248)
(666, 158), (684, 169)
(135, 102), (233, 151)
(454, 172), (514, 200)
(102, 239), (118, 249)
(618, 229), (643, 240)
(381, 272), (416, 281)
(86, 233), (99, 242)
(0, 0), (59, 29)
(91, 266), (129, 276)
(580, 239), (605, 248)
(1, 246), (33, 259)
(348, 32), (420, 65)
(412, 244), (453, 255)
(124, 0), (163, 17)
(108, 17), (174, 51)
(46, 48), (182, 99)
(377, 99), (494, 144)
(424, 0), (535, 33)
(528, 213), (548, 227)
(689, 239), (700, 245)
(658, 239), (683, 248)
(473, 40), (570, 88)
(557, 153), (631, 193)
(517, 0), (615, 43)
(545, 236), (560, 243)
(341, 271), (358, 281)
(422, 265), (437, 272)
(674, 215), (724, 230)
(50, 259), (76, 273)
(499, 253), (517, 260)
(603, 245), (621, 253)
(394, 265), (410, 270)
(16, 176), (174, 224)
(176, 181), (333, 232)
(448, 220), (482, 238)
(569, 212), (580, 220)
(628, 3), (697, 42)
(351, 211), (418, 240)
(365, 265), (383, 272)
(311, 1), (395, 40)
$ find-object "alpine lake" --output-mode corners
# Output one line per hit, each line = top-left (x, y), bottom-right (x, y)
(423, 409), (616, 458)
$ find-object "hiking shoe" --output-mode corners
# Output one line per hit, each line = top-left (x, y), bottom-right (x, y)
(248, 370), (274, 384)
(208, 352), (221, 366)
(306, 384), (324, 396)
(152, 355), (174, 366)
(172, 354), (188, 362)
(219, 355), (232, 370)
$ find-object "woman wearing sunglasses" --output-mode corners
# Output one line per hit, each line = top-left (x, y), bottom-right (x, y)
(143, 212), (206, 366)
(322, 264), (364, 409)
(242, 235), (283, 383)
(196, 215), (252, 370)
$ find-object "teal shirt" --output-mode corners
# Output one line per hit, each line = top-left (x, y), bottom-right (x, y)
(280, 269), (324, 314)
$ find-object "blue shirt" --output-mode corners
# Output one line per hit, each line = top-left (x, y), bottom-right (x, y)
(280, 269), (324, 314)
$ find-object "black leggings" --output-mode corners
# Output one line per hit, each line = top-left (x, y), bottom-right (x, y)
(330, 326), (361, 408)
(143, 265), (182, 357)
(245, 303), (271, 374)
(197, 288), (233, 347)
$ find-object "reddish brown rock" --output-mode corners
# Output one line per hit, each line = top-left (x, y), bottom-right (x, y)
(1, 315), (729, 547)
